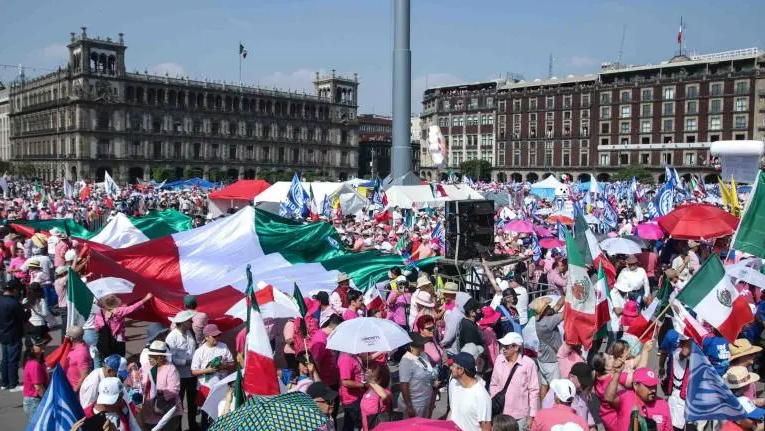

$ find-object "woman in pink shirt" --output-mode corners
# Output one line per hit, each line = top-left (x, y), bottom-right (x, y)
(416, 315), (444, 366)
(22, 337), (49, 420)
(360, 363), (393, 431)
(62, 326), (92, 392)
(95, 293), (153, 357)
(141, 340), (182, 430)
(387, 276), (412, 329)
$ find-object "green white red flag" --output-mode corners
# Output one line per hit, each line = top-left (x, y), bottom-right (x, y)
(670, 299), (709, 346)
(563, 228), (597, 349)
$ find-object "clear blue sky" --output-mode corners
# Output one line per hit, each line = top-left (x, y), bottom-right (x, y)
(1, 0), (763, 114)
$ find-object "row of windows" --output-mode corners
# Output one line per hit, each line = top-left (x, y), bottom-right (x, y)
(600, 81), (750, 104)
(441, 97), (494, 111)
(598, 97), (749, 118)
(599, 114), (749, 134)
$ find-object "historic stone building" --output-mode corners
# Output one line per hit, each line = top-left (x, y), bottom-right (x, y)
(420, 48), (765, 183)
(8, 28), (360, 183)
(0, 82), (9, 162)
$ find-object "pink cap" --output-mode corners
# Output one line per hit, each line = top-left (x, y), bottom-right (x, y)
(632, 367), (659, 387)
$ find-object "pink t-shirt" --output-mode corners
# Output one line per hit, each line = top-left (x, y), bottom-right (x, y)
(616, 390), (672, 431)
(343, 309), (359, 321)
(360, 388), (392, 431)
(64, 342), (92, 390)
(557, 344), (584, 379)
(594, 373), (628, 431)
(236, 327), (246, 353)
(23, 359), (48, 398)
(309, 330), (338, 386)
(337, 353), (364, 405)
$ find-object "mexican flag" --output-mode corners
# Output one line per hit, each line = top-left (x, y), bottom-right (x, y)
(86, 207), (437, 330)
(731, 171), (765, 258)
(625, 298), (660, 343)
(67, 268), (94, 329)
(563, 228), (598, 349)
(676, 255), (752, 343)
(13, 209), (193, 249)
(573, 207), (616, 286)
(593, 263), (612, 340)
(670, 299), (709, 346)
(242, 267), (279, 396)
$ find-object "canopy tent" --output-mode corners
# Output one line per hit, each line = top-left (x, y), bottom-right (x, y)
(328, 183), (369, 215)
(253, 181), (369, 215)
(162, 177), (221, 190)
(208, 179), (271, 217)
(383, 171), (423, 189)
(530, 176), (568, 199)
(384, 185), (441, 209)
(439, 184), (484, 200)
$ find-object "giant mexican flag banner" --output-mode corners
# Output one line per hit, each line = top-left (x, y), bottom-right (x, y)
(676, 255), (752, 343)
(13, 209), (193, 249)
(86, 207), (437, 329)
(563, 228), (598, 349)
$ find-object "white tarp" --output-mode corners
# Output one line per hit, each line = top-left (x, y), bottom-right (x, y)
(253, 181), (369, 215)
(710, 140), (764, 185)
(384, 185), (441, 209)
(439, 184), (484, 200)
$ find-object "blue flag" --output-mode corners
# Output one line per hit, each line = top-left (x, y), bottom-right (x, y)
(556, 221), (566, 241)
(279, 173), (310, 219)
(531, 233), (542, 263)
(602, 199), (618, 230)
(686, 343), (747, 422)
(27, 365), (85, 431)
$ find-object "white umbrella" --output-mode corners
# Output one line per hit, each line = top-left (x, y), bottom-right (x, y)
(327, 317), (411, 354)
(599, 237), (642, 256)
(725, 260), (765, 289)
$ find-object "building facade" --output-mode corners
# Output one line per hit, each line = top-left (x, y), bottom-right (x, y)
(357, 113), (420, 179)
(420, 48), (765, 183)
(0, 82), (9, 161)
(8, 29), (360, 183)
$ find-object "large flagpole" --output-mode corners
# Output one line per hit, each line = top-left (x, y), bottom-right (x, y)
(239, 41), (242, 84)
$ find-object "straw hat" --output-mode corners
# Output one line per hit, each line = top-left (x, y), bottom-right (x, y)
(146, 340), (171, 357)
(336, 272), (350, 283)
(31, 233), (47, 249)
(532, 297), (552, 319)
(724, 366), (760, 389)
(101, 294), (122, 310)
(416, 274), (432, 288)
(442, 282), (459, 294)
(412, 290), (436, 308)
(729, 339), (763, 361)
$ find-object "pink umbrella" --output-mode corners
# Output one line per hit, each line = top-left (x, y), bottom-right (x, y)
(534, 225), (554, 237)
(374, 418), (461, 431)
(539, 238), (565, 249)
(635, 222), (665, 240)
(503, 219), (534, 233)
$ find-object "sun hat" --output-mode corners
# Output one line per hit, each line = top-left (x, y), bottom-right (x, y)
(738, 396), (765, 420)
(203, 324), (222, 337)
(336, 272), (350, 283)
(688, 240), (700, 248)
(498, 332), (524, 346)
(412, 290), (436, 308)
(416, 274), (432, 288)
(26, 259), (41, 269)
(49, 227), (63, 236)
(724, 366), (760, 389)
(55, 266), (69, 277)
(478, 306), (501, 327)
(168, 309), (197, 323)
(632, 367), (659, 387)
(460, 342), (485, 358)
(97, 377), (123, 405)
(442, 281), (459, 294)
(550, 379), (576, 403)
(101, 294), (122, 310)
(147, 340), (171, 357)
(729, 339), (763, 361)
(532, 297), (552, 318)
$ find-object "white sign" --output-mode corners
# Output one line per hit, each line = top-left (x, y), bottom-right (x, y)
(720, 154), (760, 185)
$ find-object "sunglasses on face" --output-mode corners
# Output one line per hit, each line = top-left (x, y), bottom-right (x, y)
(422, 326), (435, 332)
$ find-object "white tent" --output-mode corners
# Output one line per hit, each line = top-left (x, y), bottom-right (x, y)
(530, 176), (568, 199)
(439, 184), (484, 200)
(253, 181), (369, 215)
(384, 185), (441, 209)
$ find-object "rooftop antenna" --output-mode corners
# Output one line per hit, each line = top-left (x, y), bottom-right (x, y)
(618, 24), (627, 64)
(548, 53), (553, 79)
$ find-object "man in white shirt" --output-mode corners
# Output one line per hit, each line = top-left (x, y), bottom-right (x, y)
(165, 310), (198, 430)
(191, 324), (235, 428)
(78, 354), (120, 407)
(447, 352), (492, 431)
(615, 255), (650, 305)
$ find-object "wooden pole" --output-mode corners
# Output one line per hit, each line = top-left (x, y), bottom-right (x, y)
(637, 301), (672, 341)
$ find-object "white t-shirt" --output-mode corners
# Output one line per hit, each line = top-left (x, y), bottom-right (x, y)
(448, 378), (492, 431)
(609, 289), (626, 332)
(191, 342), (234, 385)
(79, 368), (106, 407)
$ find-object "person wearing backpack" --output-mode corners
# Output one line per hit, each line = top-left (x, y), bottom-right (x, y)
(95, 293), (153, 358)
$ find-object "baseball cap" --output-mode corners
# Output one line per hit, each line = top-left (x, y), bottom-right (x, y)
(738, 396), (765, 420)
(307, 382), (338, 402)
(569, 362), (594, 390)
(632, 367), (660, 387)
(550, 379), (576, 403)
(446, 352), (476, 375)
(497, 332), (524, 346)
(203, 324), (222, 337)
(103, 354), (122, 372)
(97, 377), (123, 405)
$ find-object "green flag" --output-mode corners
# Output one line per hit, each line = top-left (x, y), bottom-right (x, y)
(655, 275), (672, 314)
(731, 170), (765, 259)
(293, 282), (308, 337)
(245, 264), (254, 333)
(66, 268), (94, 329)
(234, 364), (245, 409)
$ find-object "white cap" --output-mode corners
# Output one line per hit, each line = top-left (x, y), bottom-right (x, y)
(497, 332), (524, 346)
(551, 424), (584, 431)
(549, 379), (576, 403)
(64, 249), (77, 262)
(97, 377), (123, 405)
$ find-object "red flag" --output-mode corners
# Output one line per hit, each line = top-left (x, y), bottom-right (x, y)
(46, 337), (72, 369)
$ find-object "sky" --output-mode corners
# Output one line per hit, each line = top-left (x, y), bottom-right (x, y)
(1, 0), (763, 114)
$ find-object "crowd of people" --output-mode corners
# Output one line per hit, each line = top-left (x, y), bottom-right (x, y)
(0, 176), (762, 431)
